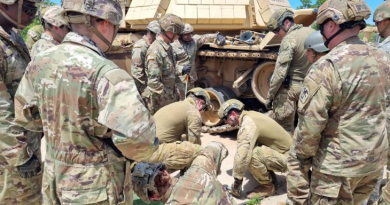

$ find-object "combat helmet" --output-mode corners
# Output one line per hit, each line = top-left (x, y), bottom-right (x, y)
(62, 0), (123, 49)
(267, 8), (294, 33)
(147, 20), (161, 34)
(187, 87), (212, 111)
(374, 1), (390, 23)
(132, 162), (167, 204)
(304, 31), (329, 53)
(158, 13), (184, 42)
(42, 6), (68, 27)
(218, 99), (244, 119)
(181, 23), (194, 34)
(0, 0), (41, 29)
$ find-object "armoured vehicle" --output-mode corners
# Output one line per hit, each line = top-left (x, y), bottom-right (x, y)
(107, 0), (317, 127)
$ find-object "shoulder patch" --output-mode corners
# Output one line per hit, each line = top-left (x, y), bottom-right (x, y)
(147, 54), (155, 61)
(299, 86), (310, 104)
(298, 75), (321, 107)
(134, 44), (141, 48)
(104, 69), (133, 85)
(28, 30), (37, 38)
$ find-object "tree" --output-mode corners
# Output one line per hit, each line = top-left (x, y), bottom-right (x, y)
(297, 0), (326, 9)
(21, 0), (56, 40)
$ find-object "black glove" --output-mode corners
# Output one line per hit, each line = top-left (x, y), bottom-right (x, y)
(17, 155), (41, 178)
(230, 178), (243, 198)
(215, 33), (226, 46)
(265, 99), (273, 110)
(182, 64), (192, 75)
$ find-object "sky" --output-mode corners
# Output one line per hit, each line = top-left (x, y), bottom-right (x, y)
(52, 0), (380, 24)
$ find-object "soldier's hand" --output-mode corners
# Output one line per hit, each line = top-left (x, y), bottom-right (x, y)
(230, 178), (243, 198)
(215, 33), (226, 46)
(182, 64), (192, 75)
(265, 99), (273, 110)
(17, 155), (41, 178)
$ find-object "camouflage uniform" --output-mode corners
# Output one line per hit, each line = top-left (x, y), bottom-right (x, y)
(267, 24), (314, 135)
(131, 36), (151, 95)
(0, 25), (42, 205)
(164, 142), (236, 205)
(30, 33), (58, 58)
(154, 97), (202, 145)
(145, 35), (177, 114)
(172, 34), (217, 100)
(233, 111), (291, 186)
(15, 30), (159, 204)
(25, 25), (44, 52)
(294, 35), (390, 204)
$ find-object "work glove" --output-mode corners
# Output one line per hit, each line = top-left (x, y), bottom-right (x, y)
(17, 155), (41, 178)
(182, 64), (192, 75)
(230, 178), (243, 198)
(215, 33), (226, 46)
(265, 99), (273, 110)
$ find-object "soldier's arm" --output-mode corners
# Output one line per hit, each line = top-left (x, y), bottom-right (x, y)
(172, 41), (190, 76)
(266, 40), (294, 101)
(233, 116), (257, 180)
(194, 33), (218, 49)
(145, 49), (164, 94)
(97, 68), (158, 161)
(131, 44), (147, 85)
(186, 109), (202, 145)
(293, 61), (338, 161)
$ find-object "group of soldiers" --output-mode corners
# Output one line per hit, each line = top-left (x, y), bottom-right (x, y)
(1, 0), (390, 204)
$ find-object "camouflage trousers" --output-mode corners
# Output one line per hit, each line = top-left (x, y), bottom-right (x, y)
(144, 90), (178, 115)
(249, 146), (288, 185)
(310, 169), (381, 205)
(273, 82), (302, 135)
(380, 176), (390, 205)
(147, 141), (202, 171)
(175, 77), (194, 101)
(286, 145), (310, 205)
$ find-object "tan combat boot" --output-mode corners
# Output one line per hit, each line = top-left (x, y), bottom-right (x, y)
(246, 182), (275, 199)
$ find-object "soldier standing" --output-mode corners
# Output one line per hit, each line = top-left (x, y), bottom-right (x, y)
(154, 87), (211, 145)
(14, 0), (159, 204)
(218, 99), (292, 199)
(131, 20), (160, 95)
(0, 0), (43, 204)
(172, 23), (225, 100)
(30, 6), (69, 58)
(293, 0), (390, 204)
(132, 141), (237, 205)
(25, 6), (48, 52)
(144, 13), (184, 114)
(265, 8), (314, 135)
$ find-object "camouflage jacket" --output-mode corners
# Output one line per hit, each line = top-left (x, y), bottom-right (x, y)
(267, 24), (314, 101)
(30, 32), (59, 58)
(172, 33), (217, 83)
(145, 35), (176, 98)
(25, 25), (44, 52)
(233, 111), (291, 180)
(0, 26), (37, 167)
(131, 35), (151, 93)
(154, 97), (202, 145)
(14, 32), (158, 203)
(294, 36), (390, 177)
(378, 35), (390, 55)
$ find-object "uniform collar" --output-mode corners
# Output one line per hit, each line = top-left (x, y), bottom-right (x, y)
(62, 32), (105, 57)
(286, 24), (303, 36)
(186, 97), (197, 109)
(156, 35), (171, 51)
(41, 32), (59, 45)
(238, 110), (248, 126)
(379, 35), (390, 48)
(143, 35), (152, 45)
(332, 36), (362, 51)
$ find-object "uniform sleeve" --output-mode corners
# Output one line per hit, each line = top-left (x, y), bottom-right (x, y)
(194, 33), (218, 49)
(267, 40), (294, 101)
(145, 48), (164, 94)
(0, 60), (33, 166)
(131, 44), (147, 85)
(172, 41), (190, 76)
(186, 109), (202, 145)
(97, 69), (158, 161)
(233, 116), (257, 180)
(293, 61), (337, 161)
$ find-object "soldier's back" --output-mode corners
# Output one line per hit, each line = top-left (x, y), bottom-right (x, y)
(30, 33), (58, 58)
(26, 25), (44, 52)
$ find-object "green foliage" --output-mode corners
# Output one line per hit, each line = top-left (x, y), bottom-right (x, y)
(297, 0), (327, 9)
(246, 197), (262, 205)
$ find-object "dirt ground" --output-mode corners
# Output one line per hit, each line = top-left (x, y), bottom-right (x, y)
(200, 131), (287, 205)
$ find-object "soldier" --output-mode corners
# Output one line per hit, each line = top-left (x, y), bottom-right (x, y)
(131, 20), (160, 95)
(144, 13), (184, 114)
(154, 87), (211, 145)
(218, 99), (292, 199)
(14, 0), (160, 204)
(30, 6), (69, 58)
(293, 0), (390, 204)
(283, 31), (329, 205)
(0, 0), (43, 204)
(265, 8), (314, 135)
(132, 141), (237, 205)
(172, 23), (226, 100)
(25, 5), (48, 52)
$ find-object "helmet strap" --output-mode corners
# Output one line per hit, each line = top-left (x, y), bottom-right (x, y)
(322, 27), (344, 48)
(162, 30), (175, 43)
(0, 0), (25, 29)
(84, 15), (112, 49)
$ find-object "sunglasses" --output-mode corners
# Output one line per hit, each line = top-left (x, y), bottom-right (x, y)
(22, 3), (38, 17)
